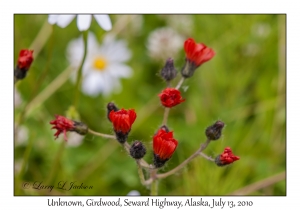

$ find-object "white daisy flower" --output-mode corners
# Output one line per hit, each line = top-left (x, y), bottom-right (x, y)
(48, 14), (112, 31)
(127, 190), (140, 196)
(67, 32), (132, 96)
(147, 27), (184, 62)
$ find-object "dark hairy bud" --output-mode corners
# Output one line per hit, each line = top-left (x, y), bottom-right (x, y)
(107, 102), (119, 122)
(130, 141), (147, 159)
(73, 121), (89, 135)
(205, 120), (225, 140)
(160, 58), (177, 81)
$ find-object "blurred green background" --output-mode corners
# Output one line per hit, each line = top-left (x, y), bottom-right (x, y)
(14, 14), (286, 195)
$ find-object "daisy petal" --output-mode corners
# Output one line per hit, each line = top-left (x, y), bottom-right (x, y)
(108, 64), (132, 78)
(77, 15), (92, 31)
(56, 15), (76, 28)
(48, 15), (59, 24)
(82, 72), (104, 96)
(66, 36), (84, 67)
(93, 15), (112, 31)
(102, 75), (121, 96)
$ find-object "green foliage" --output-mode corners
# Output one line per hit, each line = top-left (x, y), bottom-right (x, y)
(14, 14), (286, 195)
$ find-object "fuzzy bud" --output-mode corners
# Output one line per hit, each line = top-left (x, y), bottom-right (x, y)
(73, 121), (89, 135)
(205, 120), (225, 140)
(160, 58), (177, 81)
(107, 102), (119, 122)
(130, 141), (147, 159)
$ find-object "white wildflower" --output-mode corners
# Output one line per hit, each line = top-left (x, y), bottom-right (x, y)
(67, 32), (132, 96)
(127, 190), (140, 196)
(48, 14), (112, 31)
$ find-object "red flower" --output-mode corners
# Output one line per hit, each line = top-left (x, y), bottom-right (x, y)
(109, 108), (137, 134)
(50, 115), (75, 141)
(184, 38), (215, 67)
(153, 127), (178, 161)
(215, 147), (240, 166)
(158, 88), (185, 108)
(17, 49), (34, 69)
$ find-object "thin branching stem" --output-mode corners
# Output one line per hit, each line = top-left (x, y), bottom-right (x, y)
(162, 108), (170, 126)
(87, 130), (152, 169)
(175, 77), (185, 90)
(87, 129), (116, 140)
(156, 139), (211, 179)
(150, 168), (158, 195)
(74, 30), (88, 108)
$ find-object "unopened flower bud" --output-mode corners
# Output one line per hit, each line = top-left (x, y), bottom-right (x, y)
(181, 38), (215, 78)
(215, 147), (240, 166)
(160, 58), (177, 81)
(130, 141), (147, 159)
(73, 121), (88, 135)
(205, 120), (225, 140)
(107, 102), (119, 122)
(153, 126), (178, 168)
(109, 108), (136, 144)
(14, 49), (34, 80)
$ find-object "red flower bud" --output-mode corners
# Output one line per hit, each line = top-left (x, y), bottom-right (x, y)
(109, 109), (136, 143)
(181, 38), (215, 78)
(153, 126), (178, 168)
(14, 49), (34, 81)
(215, 147), (240, 166)
(17, 49), (34, 69)
(158, 88), (185, 108)
(50, 115), (88, 141)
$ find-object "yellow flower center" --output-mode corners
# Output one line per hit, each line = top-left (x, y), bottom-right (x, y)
(93, 57), (107, 71)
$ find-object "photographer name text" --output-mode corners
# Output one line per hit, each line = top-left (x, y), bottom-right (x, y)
(22, 181), (93, 192)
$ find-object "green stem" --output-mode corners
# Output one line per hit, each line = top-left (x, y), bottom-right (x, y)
(87, 129), (116, 140)
(175, 77), (185, 90)
(46, 141), (66, 184)
(74, 30), (89, 108)
(23, 66), (73, 118)
(87, 129), (152, 168)
(150, 169), (158, 195)
(151, 180), (158, 195)
(162, 108), (170, 126)
(137, 162), (146, 185)
(15, 134), (35, 195)
(156, 139), (211, 179)
(29, 19), (53, 58)
(30, 25), (55, 99)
